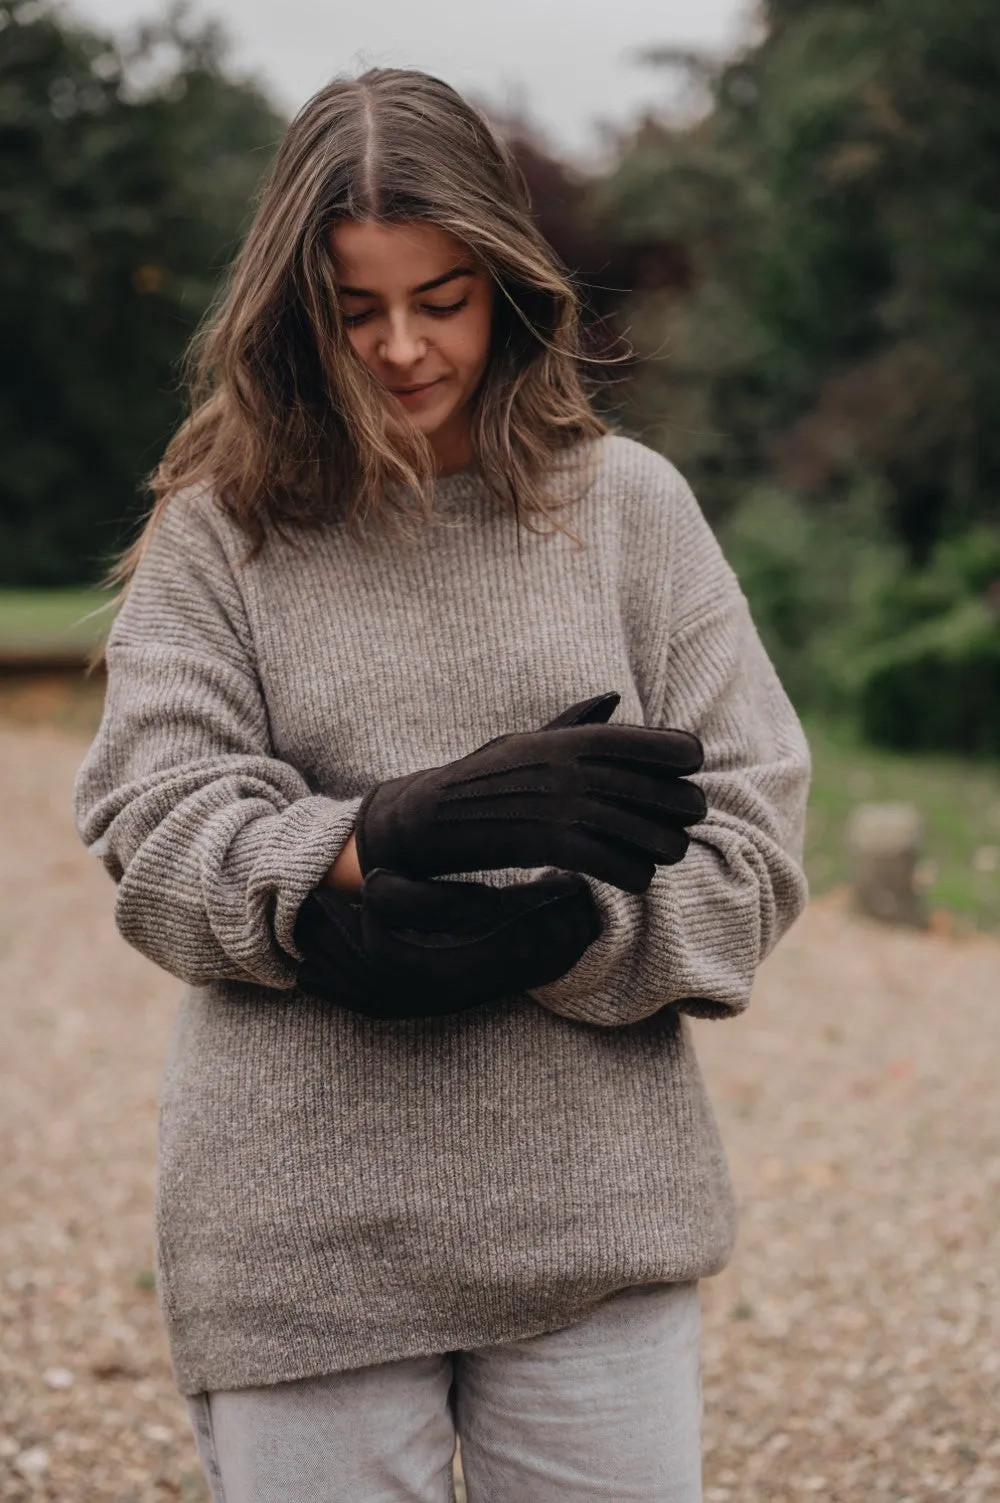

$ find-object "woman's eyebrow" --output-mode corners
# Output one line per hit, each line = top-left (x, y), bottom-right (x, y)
(335, 266), (476, 298)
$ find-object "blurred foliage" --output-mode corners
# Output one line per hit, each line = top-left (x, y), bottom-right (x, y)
(0, 0), (282, 585)
(717, 478), (903, 715)
(718, 484), (1000, 755)
(572, 0), (1000, 755)
(595, 0), (1000, 561)
(853, 531), (1000, 755)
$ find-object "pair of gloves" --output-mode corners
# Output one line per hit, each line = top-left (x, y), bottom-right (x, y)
(293, 692), (707, 1020)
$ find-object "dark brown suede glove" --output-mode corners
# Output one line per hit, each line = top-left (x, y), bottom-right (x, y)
(294, 867), (601, 1021)
(354, 693), (707, 895)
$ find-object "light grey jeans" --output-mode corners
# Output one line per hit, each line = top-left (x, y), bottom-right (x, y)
(187, 1280), (702, 1502)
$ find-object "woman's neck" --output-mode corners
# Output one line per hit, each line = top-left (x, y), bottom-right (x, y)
(430, 409), (475, 477)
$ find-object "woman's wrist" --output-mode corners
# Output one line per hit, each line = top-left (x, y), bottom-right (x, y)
(326, 831), (363, 895)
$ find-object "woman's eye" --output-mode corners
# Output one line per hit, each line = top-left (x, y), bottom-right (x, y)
(423, 297), (469, 318)
(340, 296), (469, 328)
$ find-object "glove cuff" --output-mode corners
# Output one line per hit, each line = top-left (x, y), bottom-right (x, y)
(355, 776), (412, 876)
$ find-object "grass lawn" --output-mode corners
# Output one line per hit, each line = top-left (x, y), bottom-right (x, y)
(0, 588), (115, 656)
(804, 715), (1000, 935)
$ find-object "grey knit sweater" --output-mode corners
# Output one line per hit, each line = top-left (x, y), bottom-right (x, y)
(75, 435), (810, 1396)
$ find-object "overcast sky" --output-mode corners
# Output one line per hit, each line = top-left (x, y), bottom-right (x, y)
(68, 0), (753, 158)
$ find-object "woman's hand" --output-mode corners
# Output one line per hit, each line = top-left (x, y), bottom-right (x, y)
(295, 867), (601, 1020)
(353, 693), (707, 895)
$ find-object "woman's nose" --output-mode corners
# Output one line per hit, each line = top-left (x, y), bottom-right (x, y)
(379, 313), (426, 367)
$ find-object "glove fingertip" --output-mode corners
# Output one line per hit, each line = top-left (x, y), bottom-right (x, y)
(541, 692), (621, 731)
(576, 691), (621, 725)
(662, 729), (705, 773)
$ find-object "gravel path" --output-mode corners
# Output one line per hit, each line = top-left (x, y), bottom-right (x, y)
(2, 721), (998, 1502)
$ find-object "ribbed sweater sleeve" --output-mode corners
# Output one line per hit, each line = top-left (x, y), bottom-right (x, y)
(73, 494), (361, 989)
(529, 469), (811, 1027)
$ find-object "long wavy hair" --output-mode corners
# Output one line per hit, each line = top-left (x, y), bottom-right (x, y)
(113, 67), (609, 587)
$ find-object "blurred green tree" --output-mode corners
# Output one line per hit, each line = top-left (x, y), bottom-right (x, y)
(582, 0), (1000, 750)
(598, 0), (1000, 562)
(0, 0), (282, 584)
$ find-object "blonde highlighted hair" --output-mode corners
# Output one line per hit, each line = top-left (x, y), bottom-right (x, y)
(113, 67), (608, 588)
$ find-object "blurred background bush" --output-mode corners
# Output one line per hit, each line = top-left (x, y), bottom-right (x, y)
(0, 0), (282, 585)
(1, 0), (998, 917)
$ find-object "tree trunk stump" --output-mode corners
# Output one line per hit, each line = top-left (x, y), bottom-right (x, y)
(847, 801), (928, 929)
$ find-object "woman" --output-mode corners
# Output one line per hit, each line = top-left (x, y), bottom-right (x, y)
(75, 67), (810, 1503)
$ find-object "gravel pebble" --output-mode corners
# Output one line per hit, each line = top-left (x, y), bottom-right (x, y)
(2, 722), (998, 1501)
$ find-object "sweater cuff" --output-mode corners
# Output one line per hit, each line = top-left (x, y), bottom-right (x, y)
(449, 864), (632, 1021)
(226, 793), (365, 980)
(527, 876), (636, 1024)
(273, 795), (365, 963)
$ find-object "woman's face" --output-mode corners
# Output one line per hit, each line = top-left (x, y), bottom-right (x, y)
(330, 219), (494, 473)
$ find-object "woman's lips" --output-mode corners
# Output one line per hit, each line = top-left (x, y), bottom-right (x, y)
(390, 379), (443, 404)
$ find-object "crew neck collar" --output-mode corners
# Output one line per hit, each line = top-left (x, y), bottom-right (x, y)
(431, 465), (489, 509)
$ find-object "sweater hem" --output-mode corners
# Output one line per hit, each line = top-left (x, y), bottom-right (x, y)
(168, 1245), (734, 1395)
